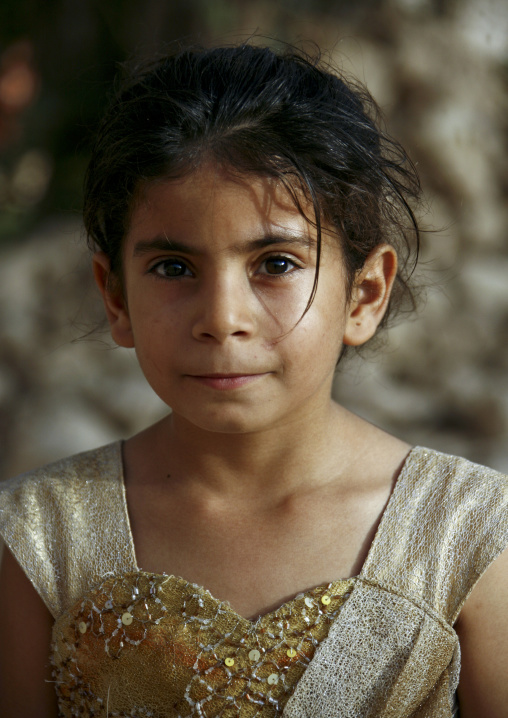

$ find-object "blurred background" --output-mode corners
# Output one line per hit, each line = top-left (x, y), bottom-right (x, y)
(0, 0), (507, 479)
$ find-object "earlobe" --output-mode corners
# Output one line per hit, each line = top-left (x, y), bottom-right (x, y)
(92, 252), (135, 348)
(343, 244), (397, 347)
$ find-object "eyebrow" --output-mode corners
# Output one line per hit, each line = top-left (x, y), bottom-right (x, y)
(132, 233), (313, 258)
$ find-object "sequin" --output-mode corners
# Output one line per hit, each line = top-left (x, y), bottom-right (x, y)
(2, 442), (507, 717)
(121, 611), (133, 625)
(51, 571), (354, 716)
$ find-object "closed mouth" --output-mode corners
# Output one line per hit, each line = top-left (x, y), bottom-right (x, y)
(190, 373), (259, 378)
(186, 373), (269, 389)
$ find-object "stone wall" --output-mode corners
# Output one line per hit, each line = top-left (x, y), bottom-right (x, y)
(1, 0), (507, 477)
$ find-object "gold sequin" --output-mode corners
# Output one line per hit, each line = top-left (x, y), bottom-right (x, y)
(3, 443), (503, 715)
(121, 611), (133, 626)
(51, 572), (354, 716)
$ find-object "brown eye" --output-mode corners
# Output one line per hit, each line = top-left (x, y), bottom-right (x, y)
(152, 259), (191, 278)
(261, 256), (295, 275)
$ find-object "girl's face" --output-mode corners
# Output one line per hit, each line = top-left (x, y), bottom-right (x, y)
(95, 165), (395, 435)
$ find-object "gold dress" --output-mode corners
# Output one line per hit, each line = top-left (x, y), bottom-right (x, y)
(0, 442), (507, 717)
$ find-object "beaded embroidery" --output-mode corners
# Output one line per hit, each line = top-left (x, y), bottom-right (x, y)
(52, 571), (355, 716)
(2, 445), (507, 716)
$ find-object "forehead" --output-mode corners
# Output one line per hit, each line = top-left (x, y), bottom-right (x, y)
(126, 165), (321, 247)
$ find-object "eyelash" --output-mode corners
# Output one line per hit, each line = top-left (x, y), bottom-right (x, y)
(149, 258), (193, 279)
(149, 254), (301, 279)
(258, 255), (300, 276)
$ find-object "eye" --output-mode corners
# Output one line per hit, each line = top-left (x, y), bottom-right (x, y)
(150, 258), (192, 278)
(259, 255), (298, 276)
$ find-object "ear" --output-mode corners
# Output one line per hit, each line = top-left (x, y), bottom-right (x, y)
(92, 252), (135, 348)
(343, 244), (398, 347)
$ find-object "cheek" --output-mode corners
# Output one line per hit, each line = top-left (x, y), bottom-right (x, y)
(256, 268), (321, 324)
(281, 307), (346, 372)
(127, 287), (181, 334)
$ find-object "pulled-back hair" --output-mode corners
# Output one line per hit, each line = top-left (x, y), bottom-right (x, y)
(84, 42), (420, 334)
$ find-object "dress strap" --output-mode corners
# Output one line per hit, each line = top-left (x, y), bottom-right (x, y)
(0, 442), (137, 618)
(360, 447), (508, 624)
(283, 448), (508, 717)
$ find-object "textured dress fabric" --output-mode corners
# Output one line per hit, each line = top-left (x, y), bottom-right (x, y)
(51, 571), (356, 715)
(0, 443), (507, 717)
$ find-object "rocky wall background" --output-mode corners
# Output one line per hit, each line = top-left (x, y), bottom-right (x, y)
(1, 0), (507, 479)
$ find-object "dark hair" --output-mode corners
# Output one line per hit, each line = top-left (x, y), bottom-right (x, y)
(84, 42), (421, 335)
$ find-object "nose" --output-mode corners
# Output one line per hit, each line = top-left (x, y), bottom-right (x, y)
(191, 272), (256, 343)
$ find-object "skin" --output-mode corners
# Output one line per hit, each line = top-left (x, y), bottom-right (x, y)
(0, 547), (57, 715)
(454, 548), (508, 717)
(0, 164), (506, 715)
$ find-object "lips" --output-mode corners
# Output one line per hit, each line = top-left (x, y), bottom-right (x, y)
(186, 373), (268, 390)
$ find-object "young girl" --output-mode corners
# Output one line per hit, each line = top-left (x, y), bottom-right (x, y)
(0, 43), (506, 718)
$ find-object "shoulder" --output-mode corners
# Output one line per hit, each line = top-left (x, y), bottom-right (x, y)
(399, 446), (507, 500)
(362, 447), (508, 623)
(410, 449), (508, 567)
(0, 441), (131, 618)
(0, 441), (122, 500)
(390, 447), (508, 545)
(0, 441), (124, 556)
(0, 442), (123, 532)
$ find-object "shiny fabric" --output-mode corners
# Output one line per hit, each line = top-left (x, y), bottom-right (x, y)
(0, 443), (507, 717)
(52, 571), (355, 715)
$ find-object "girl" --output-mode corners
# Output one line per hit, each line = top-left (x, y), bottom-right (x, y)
(0, 43), (506, 718)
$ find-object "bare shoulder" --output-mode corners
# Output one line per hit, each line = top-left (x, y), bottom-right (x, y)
(456, 544), (508, 718)
(0, 545), (58, 717)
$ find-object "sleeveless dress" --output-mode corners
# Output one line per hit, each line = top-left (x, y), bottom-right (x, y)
(0, 443), (507, 717)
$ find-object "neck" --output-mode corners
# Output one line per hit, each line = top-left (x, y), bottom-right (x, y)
(128, 400), (357, 502)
